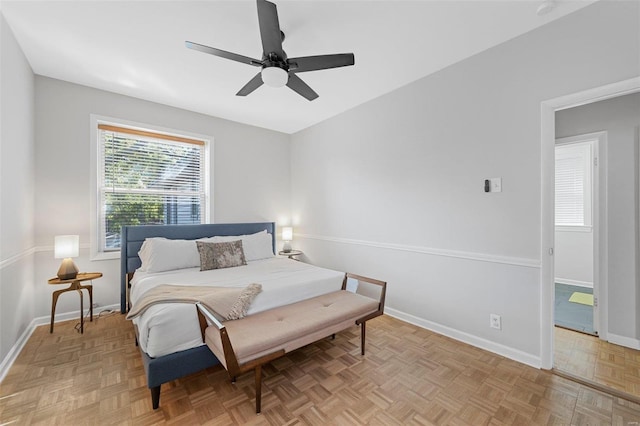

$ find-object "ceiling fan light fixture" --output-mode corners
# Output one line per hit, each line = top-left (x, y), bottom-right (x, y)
(261, 66), (288, 88)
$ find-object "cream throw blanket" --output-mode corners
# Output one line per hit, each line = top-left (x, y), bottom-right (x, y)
(126, 283), (262, 321)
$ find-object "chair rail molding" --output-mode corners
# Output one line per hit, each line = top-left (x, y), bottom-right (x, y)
(0, 247), (36, 270)
(1, 243), (93, 271)
(297, 233), (540, 269)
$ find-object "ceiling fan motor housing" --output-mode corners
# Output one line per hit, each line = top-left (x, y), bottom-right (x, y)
(263, 52), (288, 70)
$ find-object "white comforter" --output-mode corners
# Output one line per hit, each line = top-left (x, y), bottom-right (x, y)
(130, 257), (344, 358)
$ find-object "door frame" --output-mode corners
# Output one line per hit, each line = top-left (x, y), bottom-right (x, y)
(540, 76), (640, 369)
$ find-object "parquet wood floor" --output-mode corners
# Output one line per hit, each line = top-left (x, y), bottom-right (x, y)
(554, 326), (640, 400)
(2, 313), (640, 425)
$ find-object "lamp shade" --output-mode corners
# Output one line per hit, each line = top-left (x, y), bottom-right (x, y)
(281, 227), (293, 253)
(54, 235), (79, 259)
(282, 227), (293, 241)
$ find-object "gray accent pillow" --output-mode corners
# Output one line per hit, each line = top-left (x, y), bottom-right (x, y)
(196, 240), (247, 271)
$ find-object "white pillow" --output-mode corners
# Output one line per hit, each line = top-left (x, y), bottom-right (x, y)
(198, 230), (274, 262)
(239, 231), (274, 261)
(138, 237), (200, 272)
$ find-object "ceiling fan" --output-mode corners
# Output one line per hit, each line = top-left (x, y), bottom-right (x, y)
(185, 0), (355, 101)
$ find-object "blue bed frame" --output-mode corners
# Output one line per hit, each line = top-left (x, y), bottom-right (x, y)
(120, 222), (276, 409)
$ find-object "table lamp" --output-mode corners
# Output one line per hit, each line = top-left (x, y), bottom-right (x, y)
(282, 227), (293, 253)
(55, 235), (79, 280)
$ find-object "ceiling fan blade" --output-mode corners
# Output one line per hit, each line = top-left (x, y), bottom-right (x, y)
(286, 73), (318, 101)
(288, 53), (355, 73)
(185, 41), (262, 67)
(236, 72), (264, 96)
(257, 0), (284, 58)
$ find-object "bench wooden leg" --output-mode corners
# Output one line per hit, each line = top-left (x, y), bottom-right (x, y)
(361, 321), (366, 356)
(255, 365), (262, 414)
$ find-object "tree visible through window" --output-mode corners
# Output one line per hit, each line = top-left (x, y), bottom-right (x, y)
(98, 124), (207, 251)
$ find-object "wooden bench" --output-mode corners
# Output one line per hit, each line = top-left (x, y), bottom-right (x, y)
(196, 272), (386, 414)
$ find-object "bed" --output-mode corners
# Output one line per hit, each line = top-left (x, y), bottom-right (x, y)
(120, 222), (345, 409)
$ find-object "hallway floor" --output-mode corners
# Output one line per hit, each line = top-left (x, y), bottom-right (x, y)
(555, 283), (595, 335)
(555, 326), (640, 400)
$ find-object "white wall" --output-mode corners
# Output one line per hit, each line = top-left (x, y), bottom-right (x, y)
(32, 76), (292, 318)
(291, 1), (639, 365)
(554, 229), (593, 287)
(556, 92), (640, 340)
(0, 14), (36, 368)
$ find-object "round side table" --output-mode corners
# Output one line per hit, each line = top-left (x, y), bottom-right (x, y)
(278, 250), (303, 260)
(48, 272), (102, 333)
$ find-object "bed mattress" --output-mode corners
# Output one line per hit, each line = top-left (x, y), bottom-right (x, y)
(130, 257), (344, 358)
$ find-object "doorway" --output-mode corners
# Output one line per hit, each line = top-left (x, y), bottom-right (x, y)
(554, 134), (600, 336)
(540, 78), (640, 400)
(540, 76), (639, 369)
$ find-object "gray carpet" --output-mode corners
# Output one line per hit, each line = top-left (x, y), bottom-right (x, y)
(555, 283), (596, 335)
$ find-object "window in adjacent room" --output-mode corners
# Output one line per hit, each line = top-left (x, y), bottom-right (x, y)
(555, 140), (593, 229)
(93, 118), (210, 256)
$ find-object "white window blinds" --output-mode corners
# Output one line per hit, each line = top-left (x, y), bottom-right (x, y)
(98, 124), (207, 251)
(555, 142), (592, 227)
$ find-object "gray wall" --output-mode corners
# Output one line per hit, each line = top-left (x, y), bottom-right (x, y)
(32, 76), (292, 318)
(0, 14), (36, 367)
(556, 92), (640, 340)
(290, 1), (639, 364)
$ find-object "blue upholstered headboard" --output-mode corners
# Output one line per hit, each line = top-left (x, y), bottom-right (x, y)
(120, 222), (276, 313)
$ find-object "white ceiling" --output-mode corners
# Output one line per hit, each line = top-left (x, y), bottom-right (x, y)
(1, 0), (595, 134)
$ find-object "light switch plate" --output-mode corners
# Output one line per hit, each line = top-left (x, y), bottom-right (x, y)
(490, 178), (502, 193)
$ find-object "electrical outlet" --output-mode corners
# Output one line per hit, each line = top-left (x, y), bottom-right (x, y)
(490, 314), (502, 330)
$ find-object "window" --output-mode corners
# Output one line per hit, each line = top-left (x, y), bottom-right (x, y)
(94, 120), (209, 255)
(555, 141), (593, 227)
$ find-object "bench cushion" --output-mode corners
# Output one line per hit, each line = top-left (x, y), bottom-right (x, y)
(205, 290), (379, 367)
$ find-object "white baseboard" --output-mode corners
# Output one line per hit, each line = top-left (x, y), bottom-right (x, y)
(607, 333), (640, 350)
(0, 317), (37, 383)
(0, 303), (120, 383)
(554, 278), (593, 288)
(385, 307), (541, 369)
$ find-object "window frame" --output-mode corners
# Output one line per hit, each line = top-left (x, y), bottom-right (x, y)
(90, 115), (211, 260)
